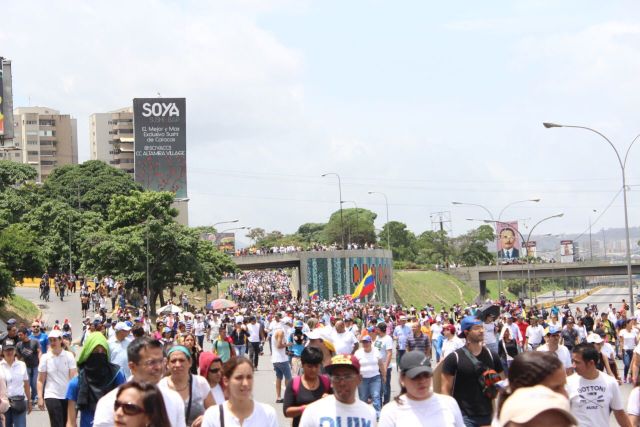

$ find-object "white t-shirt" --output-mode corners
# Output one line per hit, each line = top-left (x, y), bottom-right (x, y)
(525, 325), (544, 346)
(567, 371), (623, 427)
(158, 375), (211, 422)
(536, 344), (572, 370)
(247, 323), (261, 343)
(194, 321), (206, 337)
(626, 386), (640, 416)
(201, 401), (278, 427)
(431, 323), (443, 340)
(210, 384), (225, 405)
(379, 394), (464, 427)
(620, 329), (638, 350)
(603, 342), (616, 360)
(354, 347), (383, 379)
(0, 360), (28, 397)
(93, 381), (186, 427)
(299, 395), (376, 427)
(38, 350), (77, 399)
(483, 322), (497, 345)
(333, 331), (359, 354)
(374, 334), (394, 368)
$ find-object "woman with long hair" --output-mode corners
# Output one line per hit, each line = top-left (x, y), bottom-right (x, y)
(199, 352), (225, 405)
(1, 341), (31, 427)
(67, 332), (126, 427)
(379, 351), (463, 426)
(619, 319), (638, 383)
(158, 346), (214, 426)
(114, 381), (170, 427)
(179, 333), (202, 375)
(201, 356), (278, 427)
(498, 327), (519, 375)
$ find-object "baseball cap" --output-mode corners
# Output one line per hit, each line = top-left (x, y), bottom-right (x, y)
(2, 337), (17, 350)
(546, 325), (562, 335)
(399, 350), (433, 378)
(586, 333), (603, 344)
(399, 315), (408, 321)
(6, 319), (16, 326)
(360, 335), (372, 343)
(48, 330), (63, 339)
(499, 385), (577, 427)
(114, 322), (131, 332)
(460, 316), (482, 331)
(325, 354), (361, 375)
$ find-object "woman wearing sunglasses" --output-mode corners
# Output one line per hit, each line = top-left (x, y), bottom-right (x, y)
(199, 352), (225, 404)
(201, 356), (278, 427)
(114, 381), (170, 427)
(379, 351), (464, 426)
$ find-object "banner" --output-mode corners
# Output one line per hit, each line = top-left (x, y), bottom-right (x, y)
(525, 241), (537, 258)
(560, 240), (575, 263)
(497, 221), (520, 260)
(133, 98), (187, 198)
(214, 233), (236, 254)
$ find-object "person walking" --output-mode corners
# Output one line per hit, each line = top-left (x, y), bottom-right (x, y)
(16, 327), (40, 406)
(373, 322), (393, 405)
(246, 316), (263, 369)
(1, 339), (31, 427)
(201, 356), (278, 427)
(271, 317), (292, 403)
(37, 329), (77, 427)
(199, 353), (225, 405)
(299, 354), (376, 427)
(353, 335), (385, 419)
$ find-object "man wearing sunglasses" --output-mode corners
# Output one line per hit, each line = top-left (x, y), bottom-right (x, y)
(537, 325), (574, 375)
(93, 337), (186, 427)
(299, 354), (376, 427)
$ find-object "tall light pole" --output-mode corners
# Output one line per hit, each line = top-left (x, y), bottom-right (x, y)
(322, 173), (345, 249)
(543, 122), (638, 315)
(341, 200), (359, 247)
(221, 226), (250, 233)
(213, 219), (239, 228)
(589, 209), (597, 262)
(368, 191), (390, 250)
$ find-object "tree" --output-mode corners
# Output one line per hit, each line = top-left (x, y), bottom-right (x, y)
(325, 209), (377, 247)
(246, 227), (266, 244)
(295, 223), (326, 245)
(0, 161), (37, 192)
(452, 225), (495, 266)
(415, 230), (452, 265)
(0, 224), (45, 281)
(381, 221), (417, 261)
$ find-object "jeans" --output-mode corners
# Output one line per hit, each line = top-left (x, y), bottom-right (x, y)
(624, 349), (634, 380)
(248, 342), (261, 368)
(235, 344), (246, 356)
(196, 335), (205, 349)
(462, 414), (493, 427)
(381, 367), (392, 404)
(27, 367), (38, 402)
(5, 407), (27, 427)
(358, 375), (382, 418)
(45, 398), (68, 427)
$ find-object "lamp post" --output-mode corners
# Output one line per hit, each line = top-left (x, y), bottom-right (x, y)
(322, 173), (345, 249)
(543, 122), (638, 315)
(221, 226), (250, 233)
(368, 191), (390, 251)
(589, 209), (597, 262)
(453, 199), (540, 297)
(213, 219), (239, 229)
(341, 200), (359, 247)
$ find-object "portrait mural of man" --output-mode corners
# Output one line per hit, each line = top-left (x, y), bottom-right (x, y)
(497, 221), (520, 259)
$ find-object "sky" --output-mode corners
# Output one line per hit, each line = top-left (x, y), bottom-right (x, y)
(2, 1), (640, 242)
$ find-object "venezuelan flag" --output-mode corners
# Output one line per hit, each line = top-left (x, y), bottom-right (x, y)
(359, 274), (376, 298)
(351, 270), (374, 300)
(309, 290), (318, 300)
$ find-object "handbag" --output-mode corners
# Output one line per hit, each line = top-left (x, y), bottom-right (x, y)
(460, 347), (501, 399)
(9, 395), (27, 414)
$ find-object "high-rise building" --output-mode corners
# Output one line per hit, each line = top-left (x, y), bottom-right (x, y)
(12, 106), (78, 182)
(89, 107), (134, 174)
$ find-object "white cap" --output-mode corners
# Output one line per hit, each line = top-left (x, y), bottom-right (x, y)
(499, 385), (577, 427)
(586, 333), (603, 344)
(48, 330), (63, 339)
(114, 322), (131, 332)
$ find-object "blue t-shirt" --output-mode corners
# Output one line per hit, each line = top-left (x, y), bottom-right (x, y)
(66, 370), (127, 427)
(28, 332), (49, 354)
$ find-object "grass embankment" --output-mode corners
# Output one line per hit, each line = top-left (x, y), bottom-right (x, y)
(0, 294), (40, 324)
(393, 270), (478, 309)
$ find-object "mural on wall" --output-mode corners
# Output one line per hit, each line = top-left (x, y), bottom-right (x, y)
(306, 256), (392, 303)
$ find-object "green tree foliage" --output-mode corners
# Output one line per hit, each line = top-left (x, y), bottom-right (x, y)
(295, 223), (326, 245)
(324, 208), (377, 247)
(41, 161), (142, 217)
(0, 161), (37, 191)
(381, 221), (417, 261)
(414, 230), (452, 265)
(0, 224), (45, 281)
(246, 227), (266, 243)
(452, 225), (495, 266)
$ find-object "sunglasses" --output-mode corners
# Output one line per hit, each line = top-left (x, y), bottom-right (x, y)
(114, 400), (145, 416)
(209, 368), (221, 374)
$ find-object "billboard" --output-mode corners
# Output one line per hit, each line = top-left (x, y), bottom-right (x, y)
(497, 221), (520, 260)
(214, 233), (236, 254)
(0, 61), (4, 136)
(560, 240), (575, 263)
(525, 241), (537, 258)
(133, 98), (187, 198)
(0, 59), (14, 141)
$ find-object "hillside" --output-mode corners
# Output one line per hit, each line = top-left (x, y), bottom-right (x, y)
(393, 270), (478, 309)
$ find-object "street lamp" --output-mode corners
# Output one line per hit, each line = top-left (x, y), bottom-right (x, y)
(213, 219), (239, 228)
(589, 209), (597, 262)
(341, 200), (359, 247)
(543, 122), (639, 315)
(322, 173), (345, 249)
(220, 226), (249, 233)
(368, 191), (390, 250)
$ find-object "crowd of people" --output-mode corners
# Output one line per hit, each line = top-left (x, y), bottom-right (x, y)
(234, 242), (379, 256)
(1, 270), (640, 426)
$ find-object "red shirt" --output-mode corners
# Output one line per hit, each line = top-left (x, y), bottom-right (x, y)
(516, 320), (529, 340)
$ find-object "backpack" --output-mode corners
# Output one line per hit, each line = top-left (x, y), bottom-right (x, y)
(292, 374), (330, 399)
(454, 347), (501, 399)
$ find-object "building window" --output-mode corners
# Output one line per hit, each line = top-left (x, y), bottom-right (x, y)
(39, 130), (54, 137)
(26, 131), (38, 136)
(27, 151), (39, 155)
(39, 119), (56, 126)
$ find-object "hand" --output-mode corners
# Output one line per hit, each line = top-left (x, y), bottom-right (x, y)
(191, 415), (204, 427)
(38, 397), (44, 410)
(27, 400), (32, 414)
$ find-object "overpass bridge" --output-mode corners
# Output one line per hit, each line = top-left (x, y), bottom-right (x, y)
(454, 261), (640, 296)
(232, 249), (394, 303)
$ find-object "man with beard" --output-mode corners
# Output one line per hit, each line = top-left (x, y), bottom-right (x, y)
(65, 332), (126, 427)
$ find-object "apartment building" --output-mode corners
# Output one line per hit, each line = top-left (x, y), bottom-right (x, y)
(12, 106), (78, 182)
(89, 106), (134, 174)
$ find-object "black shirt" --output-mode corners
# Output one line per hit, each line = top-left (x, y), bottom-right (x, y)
(283, 377), (331, 427)
(16, 338), (40, 368)
(442, 346), (503, 417)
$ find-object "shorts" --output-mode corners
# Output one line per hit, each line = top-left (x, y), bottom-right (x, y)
(273, 361), (292, 381)
(81, 302), (89, 310)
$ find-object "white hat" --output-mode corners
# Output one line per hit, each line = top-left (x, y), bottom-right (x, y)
(114, 322), (131, 332)
(499, 385), (577, 427)
(48, 330), (63, 339)
(586, 333), (603, 344)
